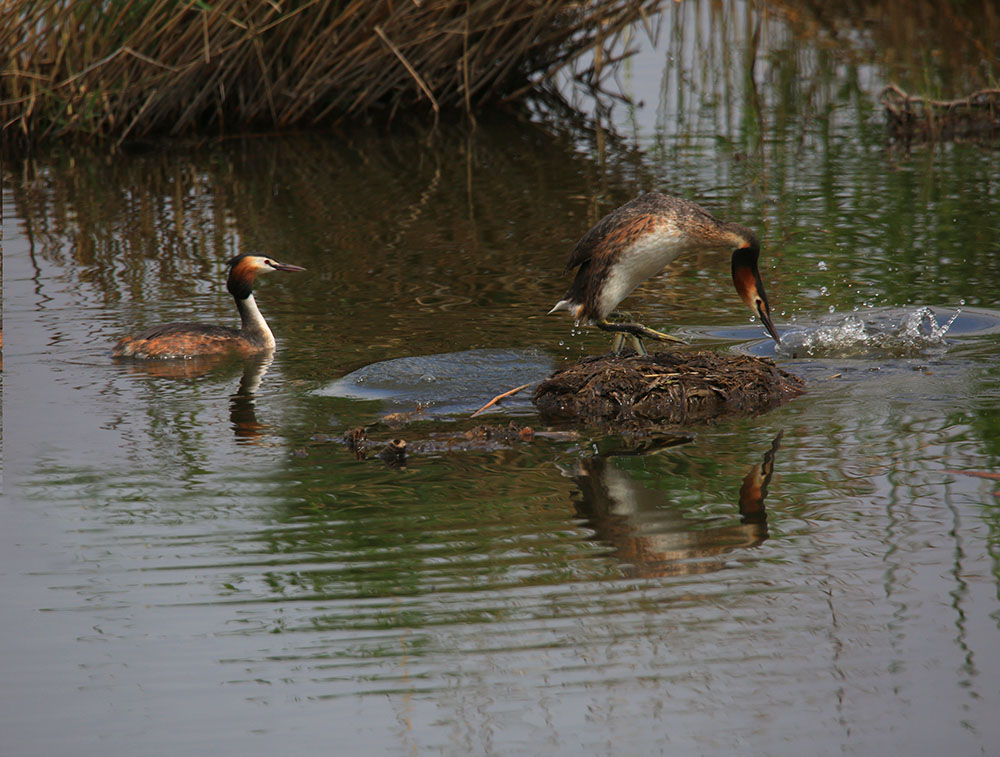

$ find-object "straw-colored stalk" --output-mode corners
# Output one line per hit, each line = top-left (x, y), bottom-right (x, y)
(1, 0), (659, 144)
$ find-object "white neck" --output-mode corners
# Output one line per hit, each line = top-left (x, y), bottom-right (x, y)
(236, 294), (276, 349)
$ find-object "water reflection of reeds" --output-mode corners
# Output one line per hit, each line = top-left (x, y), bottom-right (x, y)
(9, 0), (1000, 375)
(9, 125), (663, 372)
(775, 0), (1000, 94)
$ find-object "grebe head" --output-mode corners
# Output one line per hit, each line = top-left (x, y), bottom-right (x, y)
(226, 254), (306, 299)
(730, 235), (780, 344)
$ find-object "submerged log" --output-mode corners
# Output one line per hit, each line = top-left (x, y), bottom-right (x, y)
(533, 350), (803, 428)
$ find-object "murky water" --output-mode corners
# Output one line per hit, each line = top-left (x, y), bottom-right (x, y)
(4, 3), (1000, 755)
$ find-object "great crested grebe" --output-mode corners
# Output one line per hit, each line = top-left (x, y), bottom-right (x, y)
(112, 253), (305, 359)
(549, 193), (780, 352)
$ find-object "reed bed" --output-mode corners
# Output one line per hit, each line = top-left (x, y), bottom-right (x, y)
(1, 0), (658, 144)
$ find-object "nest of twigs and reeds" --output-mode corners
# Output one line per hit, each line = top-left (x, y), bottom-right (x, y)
(880, 83), (1000, 142)
(2, 0), (658, 145)
(533, 350), (804, 429)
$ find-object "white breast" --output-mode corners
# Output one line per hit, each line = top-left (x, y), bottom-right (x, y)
(595, 228), (690, 320)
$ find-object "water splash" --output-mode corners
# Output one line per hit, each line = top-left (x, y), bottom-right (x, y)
(776, 307), (960, 359)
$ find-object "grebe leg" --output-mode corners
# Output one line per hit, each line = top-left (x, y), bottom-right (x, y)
(630, 335), (649, 355)
(608, 330), (650, 356)
(610, 332), (626, 354)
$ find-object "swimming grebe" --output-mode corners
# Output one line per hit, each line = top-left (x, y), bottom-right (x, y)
(549, 193), (780, 352)
(112, 254), (305, 359)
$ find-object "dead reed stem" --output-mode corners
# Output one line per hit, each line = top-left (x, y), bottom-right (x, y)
(1, 0), (659, 144)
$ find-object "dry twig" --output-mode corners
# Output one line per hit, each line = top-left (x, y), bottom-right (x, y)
(470, 382), (533, 418)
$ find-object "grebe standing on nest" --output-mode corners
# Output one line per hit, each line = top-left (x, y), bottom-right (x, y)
(549, 193), (780, 353)
(113, 253), (305, 359)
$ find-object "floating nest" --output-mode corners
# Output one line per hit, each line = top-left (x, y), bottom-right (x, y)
(533, 349), (803, 428)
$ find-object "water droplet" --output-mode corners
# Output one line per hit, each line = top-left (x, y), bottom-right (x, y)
(820, 286), (828, 295)
(817, 261), (828, 271)
(828, 304), (836, 313)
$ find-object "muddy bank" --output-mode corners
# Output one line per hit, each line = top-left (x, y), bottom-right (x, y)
(533, 350), (804, 428)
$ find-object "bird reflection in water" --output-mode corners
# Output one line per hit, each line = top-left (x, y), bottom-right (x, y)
(566, 432), (782, 578)
(228, 353), (274, 442)
(116, 351), (275, 442)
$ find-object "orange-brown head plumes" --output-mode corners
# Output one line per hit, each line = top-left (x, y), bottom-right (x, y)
(226, 254), (306, 300)
(732, 241), (780, 344)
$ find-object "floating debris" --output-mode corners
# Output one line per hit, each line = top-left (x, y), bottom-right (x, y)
(533, 350), (803, 428)
(881, 83), (1000, 142)
(344, 426), (368, 460)
(321, 422), (580, 464)
(459, 423), (536, 444)
(382, 403), (430, 429)
(376, 439), (408, 469)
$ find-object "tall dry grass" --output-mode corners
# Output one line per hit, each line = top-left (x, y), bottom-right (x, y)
(1, 0), (658, 145)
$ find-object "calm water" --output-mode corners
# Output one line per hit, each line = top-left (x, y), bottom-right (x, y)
(4, 3), (1000, 755)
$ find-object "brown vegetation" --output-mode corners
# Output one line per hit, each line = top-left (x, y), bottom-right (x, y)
(1, 0), (657, 144)
(880, 83), (1000, 142)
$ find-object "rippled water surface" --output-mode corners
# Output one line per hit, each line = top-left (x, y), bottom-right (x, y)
(5, 3), (1000, 755)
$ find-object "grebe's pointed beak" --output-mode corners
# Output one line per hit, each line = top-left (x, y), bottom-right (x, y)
(755, 298), (780, 344)
(268, 260), (306, 272)
(733, 246), (781, 344)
